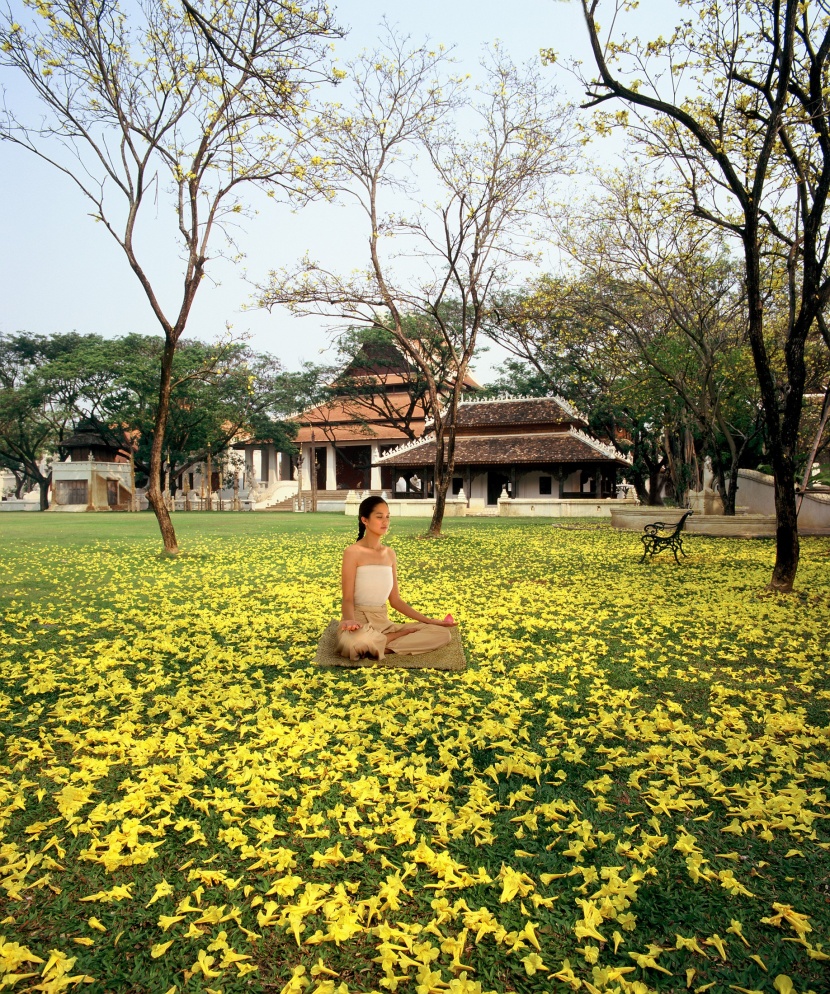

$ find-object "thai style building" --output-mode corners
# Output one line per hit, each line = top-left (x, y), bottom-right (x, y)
(291, 342), (481, 494)
(232, 341), (480, 505)
(376, 396), (632, 507)
(50, 420), (134, 511)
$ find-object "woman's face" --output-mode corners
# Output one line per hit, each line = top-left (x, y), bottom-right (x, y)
(362, 503), (390, 535)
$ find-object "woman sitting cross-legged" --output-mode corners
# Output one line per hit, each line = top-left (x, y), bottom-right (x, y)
(336, 495), (456, 660)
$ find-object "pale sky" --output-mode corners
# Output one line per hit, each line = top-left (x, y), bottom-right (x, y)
(0, 0), (675, 381)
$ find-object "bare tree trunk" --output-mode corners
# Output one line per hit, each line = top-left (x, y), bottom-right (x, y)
(711, 454), (731, 515)
(771, 457), (799, 590)
(429, 480), (450, 537)
(146, 338), (180, 554)
(722, 467), (738, 516)
(38, 475), (50, 511)
(632, 476), (649, 504)
(647, 463), (663, 506)
(745, 227), (800, 591)
(426, 389), (462, 537)
(427, 422), (448, 537)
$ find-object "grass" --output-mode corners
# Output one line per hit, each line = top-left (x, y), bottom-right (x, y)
(0, 511), (829, 994)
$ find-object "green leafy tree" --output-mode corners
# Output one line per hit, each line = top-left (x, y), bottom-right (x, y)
(0, 330), (302, 506)
(89, 335), (301, 488)
(486, 281), (683, 505)
(552, 171), (764, 514)
(0, 332), (99, 508)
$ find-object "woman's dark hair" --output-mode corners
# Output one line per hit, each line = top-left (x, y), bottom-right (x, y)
(357, 496), (388, 540)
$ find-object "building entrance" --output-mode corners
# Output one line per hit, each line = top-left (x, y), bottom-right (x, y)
(335, 445), (371, 490)
(487, 471), (510, 505)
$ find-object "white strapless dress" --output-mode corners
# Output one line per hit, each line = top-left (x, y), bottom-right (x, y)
(354, 564), (393, 605)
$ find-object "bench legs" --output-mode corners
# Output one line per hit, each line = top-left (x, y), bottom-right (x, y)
(641, 537), (687, 564)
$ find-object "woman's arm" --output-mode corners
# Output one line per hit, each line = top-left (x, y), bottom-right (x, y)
(387, 553), (456, 626)
(340, 547), (360, 631)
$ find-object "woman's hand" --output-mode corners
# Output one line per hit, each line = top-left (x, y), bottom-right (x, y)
(339, 620), (361, 632)
(425, 614), (457, 627)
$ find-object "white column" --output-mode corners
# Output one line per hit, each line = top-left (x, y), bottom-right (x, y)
(301, 444), (312, 489)
(326, 445), (337, 490)
(370, 444), (381, 489)
(252, 448), (262, 482)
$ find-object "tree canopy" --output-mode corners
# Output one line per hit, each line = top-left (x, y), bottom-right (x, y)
(259, 29), (576, 535)
(570, 0), (830, 588)
(0, 330), (301, 503)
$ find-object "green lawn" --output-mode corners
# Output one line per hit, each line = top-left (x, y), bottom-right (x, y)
(1, 512), (828, 994)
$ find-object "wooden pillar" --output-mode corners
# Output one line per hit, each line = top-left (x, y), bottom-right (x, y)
(310, 431), (318, 512)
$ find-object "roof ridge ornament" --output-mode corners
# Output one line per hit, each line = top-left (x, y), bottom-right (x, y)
(377, 432), (436, 461)
(453, 392), (588, 422)
(568, 426), (633, 464)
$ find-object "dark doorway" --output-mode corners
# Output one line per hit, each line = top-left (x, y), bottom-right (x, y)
(336, 445), (371, 490)
(314, 447), (327, 491)
(487, 471), (510, 505)
(107, 480), (118, 506)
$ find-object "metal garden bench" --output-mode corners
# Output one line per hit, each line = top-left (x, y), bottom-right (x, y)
(640, 510), (694, 564)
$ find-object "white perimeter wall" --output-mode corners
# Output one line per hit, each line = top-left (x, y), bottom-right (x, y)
(738, 469), (830, 529)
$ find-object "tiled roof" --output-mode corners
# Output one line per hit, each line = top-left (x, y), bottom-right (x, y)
(295, 423), (416, 444)
(432, 395), (588, 431)
(376, 428), (631, 467)
(294, 395), (427, 444)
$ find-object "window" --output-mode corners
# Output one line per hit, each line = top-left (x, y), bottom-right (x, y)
(539, 476), (552, 495)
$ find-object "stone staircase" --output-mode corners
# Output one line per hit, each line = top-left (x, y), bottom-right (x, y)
(261, 494), (298, 512)
(260, 489), (386, 511)
(463, 505), (500, 517)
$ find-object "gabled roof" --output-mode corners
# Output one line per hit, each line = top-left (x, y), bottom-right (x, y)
(343, 340), (416, 377)
(376, 427), (632, 468)
(294, 394), (428, 444)
(452, 395), (588, 429)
